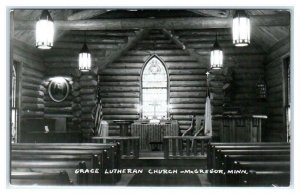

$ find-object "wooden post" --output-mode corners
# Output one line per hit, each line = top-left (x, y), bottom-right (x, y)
(102, 150), (109, 184)
(172, 138), (177, 157)
(134, 138), (139, 159)
(126, 139), (131, 156)
(163, 138), (169, 159)
(178, 139), (183, 156)
(201, 140), (205, 155)
(186, 139), (191, 156)
(193, 139), (198, 156)
(120, 139), (125, 155)
(77, 161), (87, 185)
(92, 154), (100, 184)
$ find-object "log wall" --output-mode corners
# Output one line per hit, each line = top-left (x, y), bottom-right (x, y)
(99, 30), (267, 136)
(13, 40), (46, 119)
(44, 57), (98, 135)
(43, 77), (74, 130)
(13, 40), (46, 142)
(265, 37), (290, 141)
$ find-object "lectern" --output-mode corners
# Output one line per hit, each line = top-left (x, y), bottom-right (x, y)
(215, 115), (267, 142)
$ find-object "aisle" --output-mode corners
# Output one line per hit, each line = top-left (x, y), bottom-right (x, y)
(127, 167), (201, 186)
(115, 151), (210, 186)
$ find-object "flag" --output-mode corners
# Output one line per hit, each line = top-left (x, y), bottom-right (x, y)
(204, 95), (212, 136)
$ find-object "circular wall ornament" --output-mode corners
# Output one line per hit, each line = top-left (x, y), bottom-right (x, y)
(48, 77), (70, 102)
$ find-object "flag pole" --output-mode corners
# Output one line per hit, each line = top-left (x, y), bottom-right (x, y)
(206, 71), (210, 98)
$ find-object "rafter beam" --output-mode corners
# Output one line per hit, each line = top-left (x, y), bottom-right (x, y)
(67, 10), (109, 20)
(189, 10), (231, 17)
(14, 14), (290, 30)
(162, 29), (206, 67)
(97, 29), (149, 72)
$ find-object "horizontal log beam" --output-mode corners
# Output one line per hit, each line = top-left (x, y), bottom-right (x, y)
(170, 92), (206, 98)
(189, 10), (231, 17)
(103, 115), (139, 120)
(126, 49), (188, 56)
(102, 103), (136, 108)
(170, 103), (205, 109)
(100, 92), (140, 98)
(100, 86), (140, 92)
(67, 10), (109, 21)
(101, 98), (139, 103)
(15, 15), (290, 30)
(170, 98), (206, 104)
(66, 30), (137, 37)
(55, 35), (127, 43)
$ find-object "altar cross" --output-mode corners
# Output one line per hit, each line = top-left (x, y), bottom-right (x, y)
(149, 100), (160, 119)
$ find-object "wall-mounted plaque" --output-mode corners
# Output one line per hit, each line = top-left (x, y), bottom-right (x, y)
(48, 77), (70, 102)
(256, 77), (267, 100)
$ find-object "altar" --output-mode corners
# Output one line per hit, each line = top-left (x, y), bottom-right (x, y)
(131, 121), (179, 151)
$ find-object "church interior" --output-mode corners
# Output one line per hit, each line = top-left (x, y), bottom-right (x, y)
(9, 9), (291, 186)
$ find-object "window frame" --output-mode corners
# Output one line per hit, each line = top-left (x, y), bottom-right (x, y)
(11, 61), (21, 143)
(140, 55), (170, 119)
(282, 55), (291, 142)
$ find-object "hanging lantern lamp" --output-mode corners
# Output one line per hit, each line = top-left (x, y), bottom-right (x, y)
(232, 10), (251, 47)
(36, 10), (54, 49)
(79, 33), (92, 72)
(210, 34), (223, 69)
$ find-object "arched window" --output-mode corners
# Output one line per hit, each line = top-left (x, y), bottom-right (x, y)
(142, 56), (168, 119)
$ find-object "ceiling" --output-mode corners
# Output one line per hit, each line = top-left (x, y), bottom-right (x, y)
(12, 9), (291, 67)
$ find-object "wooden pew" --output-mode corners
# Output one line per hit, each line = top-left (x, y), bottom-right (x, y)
(12, 143), (121, 172)
(213, 147), (290, 173)
(214, 149), (290, 185)
(221, 154), (290, 185)
(11, 150), (110, 185)
(11, 143), (121, 185)
(208, 144), (290, 172)
(11, 160), (87, 185)
(240, 170), (290, 186)
(91, 136), (140, 159)
(11, 153), (101, 184)
(207, 142), (290, 170)
(229, 161), (290, 186)
(207, 142), (290, 186)
(11, 171), (72, 185)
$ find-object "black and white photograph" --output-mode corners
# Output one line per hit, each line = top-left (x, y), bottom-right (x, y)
(6, 5), (295, 189)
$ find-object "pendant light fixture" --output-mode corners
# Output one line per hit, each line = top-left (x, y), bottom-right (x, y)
(232, 10), (250, 47)
(210, 34), (223, 69)
(79, 32), (92, 72)
(36, 10), (54, 49)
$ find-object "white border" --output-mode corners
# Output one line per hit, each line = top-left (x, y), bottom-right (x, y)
(1, 1), (299, 195)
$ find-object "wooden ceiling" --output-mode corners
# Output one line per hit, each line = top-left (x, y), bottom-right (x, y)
(12, 9), (291, 70)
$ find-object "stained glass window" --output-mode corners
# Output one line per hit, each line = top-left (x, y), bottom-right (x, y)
(142, 56), (168, 119)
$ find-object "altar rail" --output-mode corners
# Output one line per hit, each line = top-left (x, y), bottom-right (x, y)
(131, 122), (178, 151)
(163, 136), (211, 159)
(91, 136), (140, 159)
